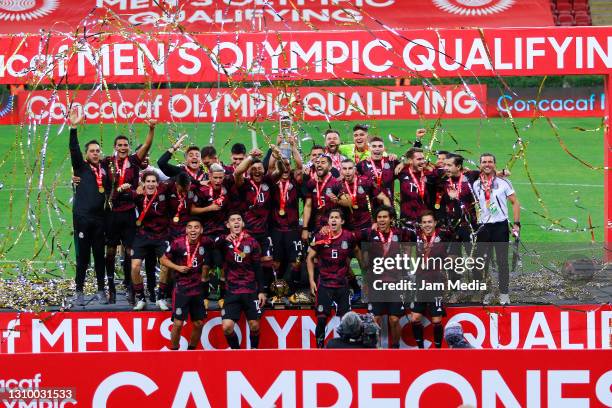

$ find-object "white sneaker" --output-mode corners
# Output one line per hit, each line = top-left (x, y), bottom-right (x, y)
(499, 293), (511, 305)
(133, 299), (146, 311)
(157, 299), (170, 311)
(483, 293), (495, 305)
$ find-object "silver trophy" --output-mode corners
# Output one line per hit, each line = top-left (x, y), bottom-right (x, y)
(279, 111), (293, 160)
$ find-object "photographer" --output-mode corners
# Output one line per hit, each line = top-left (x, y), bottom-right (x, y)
(326, 312), (380, 349)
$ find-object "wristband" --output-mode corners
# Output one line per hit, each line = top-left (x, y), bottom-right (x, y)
(513, 221), (521, 227)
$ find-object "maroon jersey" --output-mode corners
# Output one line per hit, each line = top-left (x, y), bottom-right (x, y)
(233, 175), (274, 235)
(340, 176), (381, 231)
(192, 177), (233, 237)
(165, 180), (195, 238)
(356, 157), (398, 200)
(310, 229), (356, 288)
(413, 228), (451, 280)
(104, 153), (141, 212)
(305, 174), (344, 230)
(398, 168), (435, 223)
(439, 171), (478, 229)
(270, 174), (301, 232)
(165, 235), (213, 296)
(217, 233), (263, 294)
(359, 226), (416, 282)
(134, 184), (170, 240)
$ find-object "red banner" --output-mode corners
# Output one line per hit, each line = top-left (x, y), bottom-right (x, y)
(488, 87), (606, 118)
(1, 27), (611, 85)
(20, 85), (487, 123)
(2, 349), (611, 407)
(0, 0), (554, 34)
(0, 305), (609, 353)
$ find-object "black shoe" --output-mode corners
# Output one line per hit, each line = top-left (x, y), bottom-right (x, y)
(108, 287), (116, 304)
(149, 292), (156, 303)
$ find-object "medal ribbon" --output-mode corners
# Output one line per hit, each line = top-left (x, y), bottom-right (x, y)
(278, 179), (290, 213)
(231, 231), (245, 255)
(344, 177), (358, 207)
(422, 231), (437, 261)
(137, 190), (158, 225)
(316, 173), (332, 208)
(249, 179), (262, 205)
(377, 229), (393, 257)
(185, 237), (200, 267)
(480, 174), (493, 207)
(174, 191), (186, 221)
(89, 163), (104, 192)
(114, 156), (128, 189)
(408, 168), (425, 200)
(369, 157), (384, 188)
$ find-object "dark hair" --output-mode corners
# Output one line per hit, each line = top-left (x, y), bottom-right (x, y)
(226, 211), (243, 220)
(250, 158), (263, 166)
(405, 147), (423, 159)
(201, 145), (217, 158)
(84, 140), (100, 151)
(448, 154), (464, 168)
(176, 172), (191, 189)
(141, 170), (159, 183)
(324, 129), (340, 138)
(341, 158), (354, 165)
(310, 144), (325, 153)
(113, 135), (129, 146)
(436, 150), (450, 156)
(318, 155), (332, 166)
(373, 205), (396, 220)
(480, 152), (496, 163)
(419, 209), (436, 221)
(369, 136), (384, 144)
(353, 124), (369, 133)
(231, 143), (246, 155)
(186, 217), (202, 225)
(185, 146), (200, 155)
(327, 207), (345, 220)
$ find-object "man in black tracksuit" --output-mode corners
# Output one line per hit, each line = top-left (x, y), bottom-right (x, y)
(69, 109), (110, 306)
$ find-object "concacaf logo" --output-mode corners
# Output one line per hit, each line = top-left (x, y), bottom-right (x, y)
(433, 0), (515, 16)
(0, 0), (58, 21)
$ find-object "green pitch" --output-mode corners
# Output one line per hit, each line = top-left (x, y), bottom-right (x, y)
(0, 117), (604, 277)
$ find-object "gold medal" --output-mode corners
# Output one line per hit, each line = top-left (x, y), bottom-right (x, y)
(135, 220), (142, 226)
(173, 216), (179, 223)
(352, 204), (358, 209)
(98, 187), (104, 193)
(434, 203), (440, 209)
(279, 209), (286, 216)
(239, 252), (246, 258)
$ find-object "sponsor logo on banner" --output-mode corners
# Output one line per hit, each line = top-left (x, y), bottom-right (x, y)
(0, 0), (58, 21)
(0, 305), (609, 353)
(433, 0), (515, 16)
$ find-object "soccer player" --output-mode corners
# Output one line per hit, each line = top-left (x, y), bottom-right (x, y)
(338, 159), (391, 232)
(68, 109), (110, 306)
(223, 143), (247, 175)
(411, 210), (449, 349)
(130, 170), (170, 311)
(356, 136), (400, 201)
(359, 205), (411, 348)
(160, 218), (213, 350)
(219, 213), (267, 349)
(268, 136), (304, 291)
(397, 147), (435, 227)
(472, 153), (521, 305)
(191, 163), (234, 302)
(307, 208), (358, 348)
(158, 135), (206, 184)
(200, 145), (219, 171)
(323, 129), (346, 173)
(103, 120), (156, 304)
(435, 150), (450, 168)
(156, 172), (193, 310)
(301, 155), (346, 241)
(303, 144), (339, 180)
(338, 124), (371, 163)
(232, 148), (283, 293)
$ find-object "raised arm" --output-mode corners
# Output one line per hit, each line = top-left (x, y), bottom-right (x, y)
(135, 119), (157, 161)
(234, 148), (261, 186)
(68, 108), (84, 172)
(157, 134), (187, 177)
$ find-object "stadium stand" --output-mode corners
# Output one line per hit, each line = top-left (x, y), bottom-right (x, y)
(551, 0), (593, 25)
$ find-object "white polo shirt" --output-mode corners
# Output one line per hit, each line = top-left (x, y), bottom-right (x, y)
(472, 176), (514, 224)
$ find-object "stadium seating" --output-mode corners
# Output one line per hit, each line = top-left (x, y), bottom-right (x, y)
(550, 0), (593, 26)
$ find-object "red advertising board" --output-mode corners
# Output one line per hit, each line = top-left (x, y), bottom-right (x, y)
(20, 85), (487, 123)
(0, 305), (610, 353)
(1, 349), (610, 407)
(0, 0), (554, 34)
(1, 27), (611, 85)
